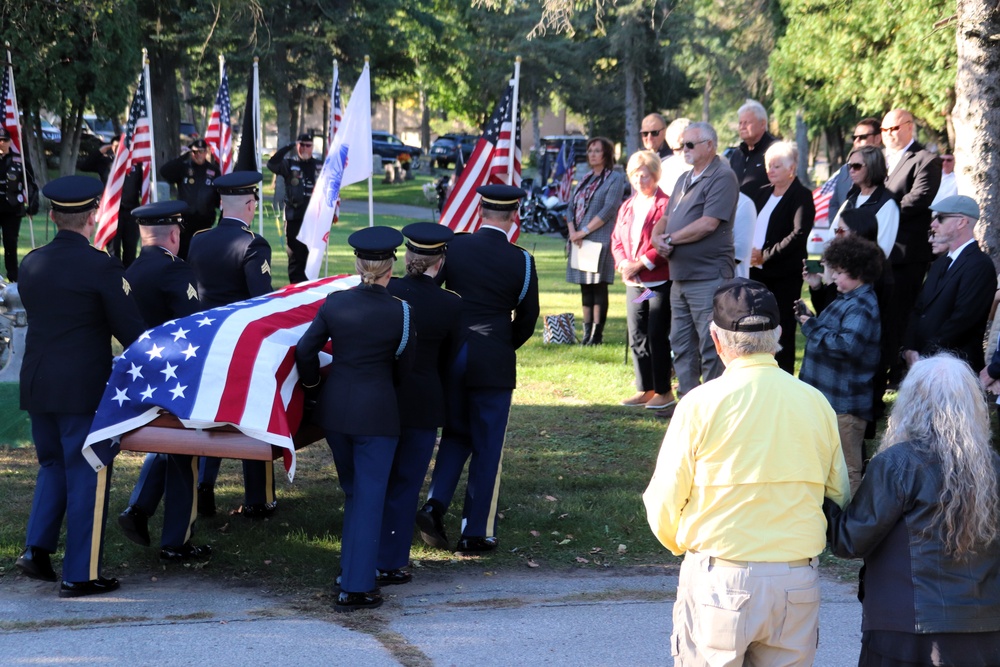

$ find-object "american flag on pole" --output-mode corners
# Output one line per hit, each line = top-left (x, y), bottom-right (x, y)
(94, 68), (153, 250)
(812, 173), (839, 228)
(439, 77), (521, 237)
(327, 67), (342, 157)
(1, 64), (23, 154)
(83, 273), (359, 480)
(556, 141), (575, 203)
(204, 65), (233, 174)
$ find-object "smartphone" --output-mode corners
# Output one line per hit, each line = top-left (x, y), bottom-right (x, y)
(794, 300), (811, 318)
(805, 259), (823, 274)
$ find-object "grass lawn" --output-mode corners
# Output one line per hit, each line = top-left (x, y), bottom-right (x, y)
(0, 188), (869, 593)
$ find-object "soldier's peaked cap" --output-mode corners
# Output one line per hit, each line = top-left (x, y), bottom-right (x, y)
(213, 171), (263, 195)
(349, 226), (403, 261)
(477, 184), (525, 211)
(42, 175), (104, 213)
(132, 200), (189, 227)
(402, 222), (453, 255)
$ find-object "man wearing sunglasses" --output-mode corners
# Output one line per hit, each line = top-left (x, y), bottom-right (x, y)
(901, 195), (994, 371)
(827, 118), (883, 220)
(729, 99), (775, 196)
(160, 139), (221, 259)
(640, 113), (670, 160)
(267, 133), (322, 284)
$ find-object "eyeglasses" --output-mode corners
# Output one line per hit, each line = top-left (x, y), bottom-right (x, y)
(851, 132), (877, 141)
(190, 149), (205, 154)
(881, 120), (913, 133)
(683, 139), (710, 150)
(640, 129), (663, 138)
(847, 162), (865, 171)
(0, 137), (9, 142)
(941, 157), (955, 163)
(833, 227), (848, 236)
(932, 214), (962, 224)
(299, 143), (313, 148)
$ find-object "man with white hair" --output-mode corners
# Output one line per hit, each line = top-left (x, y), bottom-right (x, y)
(644, 278), (850, 666)
(729, 99), (776, 196)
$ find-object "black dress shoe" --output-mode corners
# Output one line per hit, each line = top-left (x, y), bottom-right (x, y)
(376, 568), (412, 585)
(455, 536), (498, 554)
(59, 577), (120, 598)
(197, 483), (216, 517)
(236, 501), (277, 519)
(118, 506), (151, 547)
(15, 546), (57, 582)
(415, 502), (449, 550)
(334, 590), (383, 612)
(159, 542), (213, 563)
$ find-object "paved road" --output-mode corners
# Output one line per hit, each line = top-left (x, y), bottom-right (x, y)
(0, 566), (861, 666)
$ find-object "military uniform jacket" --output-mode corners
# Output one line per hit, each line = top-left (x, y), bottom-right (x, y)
(18, 230), (146, 413)
(438, 227), (540, 389)
(295, 283), (415, 436)
(266, 145), (321, 220)
(160, 155), (221, 224)
(125, 245), (202, 327)
(388, 274), (462, 429)
(187, 217), (272, 308)
(0, 149), (34, 217)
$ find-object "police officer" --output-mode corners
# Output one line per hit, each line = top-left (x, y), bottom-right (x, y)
(15, 175), (146, 597)
(416, 184), (540, 554)
(0, 125), (36, 281)
(295, 226), (414, 612)
(378, 223), (462, 584)
(116, 200), (211, 563)
(160, 139), (221, 259)
(267, 133), (321, 283)
(187, 171), (275, 518)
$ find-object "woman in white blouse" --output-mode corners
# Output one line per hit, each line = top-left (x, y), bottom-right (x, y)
(830, 145), (899, 258)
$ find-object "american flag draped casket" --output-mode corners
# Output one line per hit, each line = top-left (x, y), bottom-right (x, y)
(83, 274), (359, 481)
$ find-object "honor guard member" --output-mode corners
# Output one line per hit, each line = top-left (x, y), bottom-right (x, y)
(187, 171), (275, 518)
(116, 200), (211, 563)
(378, 223), (462, 584)
(160, 139), (222, 259)
(0, 124), (37, 281)
(416, 184), (540, 554)
(15, 175), (146, 596)
(267, 133), (322, 283)
(295, 226), (415, 611)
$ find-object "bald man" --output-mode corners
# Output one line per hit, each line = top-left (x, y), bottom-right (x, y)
(640, 114), (671, 160)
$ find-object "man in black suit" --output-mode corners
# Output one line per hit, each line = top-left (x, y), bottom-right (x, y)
(729, 99), (775, 196)
(416, 184), (540, 554)
(187, 171), (275, 518)
(882, 109), (942, 370)
(15, 175), (146, 597)
(117, 200), (212, 563)
(902, 195), (995, 370)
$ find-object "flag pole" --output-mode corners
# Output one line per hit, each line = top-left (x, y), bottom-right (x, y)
(324, 57), (339, 278)
(365, 56), (374, 228)
(254, 57), (263, 235)
(5, 42), (34, 248)
(142, 49), (159, 203)
(507, 56), (521, 185)
(219, 54), (225, 89)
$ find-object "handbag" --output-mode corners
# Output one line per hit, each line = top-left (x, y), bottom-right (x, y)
(543, 313), (577, 344)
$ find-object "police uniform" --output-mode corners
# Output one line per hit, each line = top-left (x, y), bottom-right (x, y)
(378, 224), (462, 578)
(295, 226), (414, 611)
(187, 172), (275, 516)
(117, 200), (211, 562)
(160, 139), (221, 259)
(112, 164), (143, 268)
(0, 126), (35, 281)
(417, 185), (539, 553)
(16, 176), (146, 596)
(266, 133), (321, 283)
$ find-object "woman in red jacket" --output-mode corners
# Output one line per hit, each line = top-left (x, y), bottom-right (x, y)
(611, 151), (675, 410)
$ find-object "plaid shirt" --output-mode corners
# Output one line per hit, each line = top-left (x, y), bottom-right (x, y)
(799, 283), (881, 421)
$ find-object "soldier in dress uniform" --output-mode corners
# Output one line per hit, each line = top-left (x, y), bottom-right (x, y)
(14, 175), (146, 597)
(377, 223), (462, 584)
(116, 200), (212, 563)
(416, 184), (540, 554)
(160, 139), (221, 259)
(295, 226), (415, 612)
(0, 124), (36, 281)
(267, 133), (322, 284)
(187, 171), (275, 519)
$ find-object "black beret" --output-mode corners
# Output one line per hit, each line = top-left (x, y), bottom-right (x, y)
(42, 175), (104, 213)
(402, 222), (453, 255)
(132, 200), (189, 226)
(477, 184), (525, 211)
(349, 226), (403, 261)
(213, 171), (263, 196)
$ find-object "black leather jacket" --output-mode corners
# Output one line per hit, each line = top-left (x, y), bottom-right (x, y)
(825, 441), (1000, 634)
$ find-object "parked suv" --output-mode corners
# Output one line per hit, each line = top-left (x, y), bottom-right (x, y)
(372, 131), (422, 169)
(429, 133), (478, 168)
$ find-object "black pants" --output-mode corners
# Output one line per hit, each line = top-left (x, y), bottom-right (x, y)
(0, 212), (21, 281)
(752, 270), (801, 374)
(111, 209), (140, 268)
(626, 282), (672, 394)
(887, 261), (930, 382)
(285, 214), (308, 284)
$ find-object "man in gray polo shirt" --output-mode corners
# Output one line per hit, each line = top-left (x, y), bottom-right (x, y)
(652, 121), (739, 418)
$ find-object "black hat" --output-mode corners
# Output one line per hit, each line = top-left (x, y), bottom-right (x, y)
(402, 222), (453, 256)
(189, 138), (208, 150)
(477, 184), (524, 211)
(297, 133), (313, 143)
(132, 200), (189, 227)
(42, 175), (104, 213)
(213, 171), (263, 196)
(0, 125), (9, 139)
(712, 278), (780, 332)
(839, 208), (879, 243)
(348, 226), (403, 261)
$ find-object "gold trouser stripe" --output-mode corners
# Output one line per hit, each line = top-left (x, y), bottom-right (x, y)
(264, 461), (275, 504)
(89, 466), (110, 581)
(484, 408), (512, 537)
(185, 457), (198, 544)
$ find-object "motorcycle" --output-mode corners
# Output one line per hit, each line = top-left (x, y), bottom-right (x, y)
(519, 187), (569, 237)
